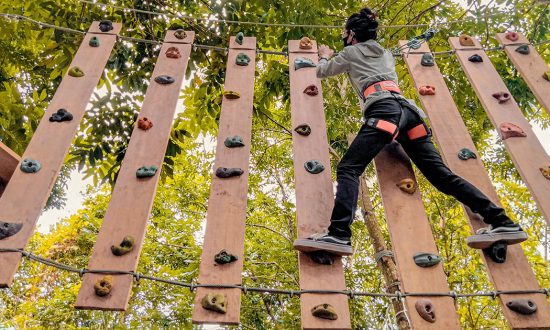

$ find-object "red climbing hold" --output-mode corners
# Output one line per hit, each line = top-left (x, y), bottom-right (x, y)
(505, 31), (519, 42)
(499, 122), (526, 140)
(303, 85), (319, 96)
(137, 117), (153, 131)
(419, 85), (436, 95)
(166, 47), (181, 59)
(492, 92), (511, 104)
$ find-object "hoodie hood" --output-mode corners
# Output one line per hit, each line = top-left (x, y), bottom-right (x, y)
(355, 40), (385, 57)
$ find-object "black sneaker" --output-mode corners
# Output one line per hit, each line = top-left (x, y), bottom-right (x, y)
(293, 232), (353, 256)
(466, 223), (527, 249)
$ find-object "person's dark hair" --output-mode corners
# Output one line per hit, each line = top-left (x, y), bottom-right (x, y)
(345, 8), (378, 42)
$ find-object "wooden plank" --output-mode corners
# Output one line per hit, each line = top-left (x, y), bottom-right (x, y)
(288, 40), (351, 330)
(0, 22), (122, 287)
(0, 142), (20, 198)
(449, 37), (550, 228)
(402, 40), (550, 329)
(74, 31), (195, 310)
(495, 32), (550, 116)
(191, 36), (256, 325)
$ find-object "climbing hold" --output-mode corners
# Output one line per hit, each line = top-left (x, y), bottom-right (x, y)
(111, 235), (135, 256)
(458, 148), (477, 160)
(420, 53), (434, 67)
(201, 293), (227, 314)
(20, 159), (41, 173)
(484, 242), (507, 263)
(507, 299), (537, 315)
(397, 178), (416, 194)
(309, 251), (334, 265)
(294, 57), (316, 70)
(505, 31), (519, 42)
(311, 304), (338, 320)
(98, 20), (113, 33)
(224, 136), (245, 148)
(492, 92), (511, 104)
(154, 75), (175, 85)
(499, 122), (526, 140)
(174, 29), (186, 39)
(137, 117), (153, 131)
(136, 166), (158, 178)
(0, 221), (23, 240)
(299, 37), (313, 50)
(49, 108), (73, 122)
(303, 85), (319, 96)
(468, 54), (483, 63)
(223, 91), (241, 99)
(214, 249), (238, 264)
(294, 124), (312, 136)
(540, 165), (550, 180)
(68, 66), (85, 77)
(165, 47), (181, 59)
(515, 44), (530, 55)
(543, 71), (550, 82)
(413, 252), (442, 268)
(419, 85), (436, 95)
(236, 53), (250, 66)
(459, 34), (475, 46)
(215, 167), (244, 178)
(415, 299), (436, 323)
(304, 160), (324, 174)
(94, 275), (113, 297)
(89, 36), (100, 47)
(235, 32), (244, 45)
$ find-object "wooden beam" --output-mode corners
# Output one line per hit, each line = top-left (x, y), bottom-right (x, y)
(0, 142), (20, 198)
(74, 30), (195, 310)
(191, 35), (256, 325)
(0, 22), (122, 287)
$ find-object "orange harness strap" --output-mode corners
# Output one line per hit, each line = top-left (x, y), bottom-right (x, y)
(363, 80), (402, 98)
(407, 123), (429, 140)
(366, 118), (399, 140)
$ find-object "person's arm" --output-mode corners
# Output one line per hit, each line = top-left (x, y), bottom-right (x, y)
(316, 46), (351, 78)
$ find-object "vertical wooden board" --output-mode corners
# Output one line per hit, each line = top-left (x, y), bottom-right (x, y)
(495, 33), (550, 116)
(74, 31), (194, 310)
(401, 40), (550, 329)
(0, 142), (20, 198)
(449, 37), (550, 227)
(374, 143), (460, 329)
(288, 40), (351, 330)
(191, 36), (256, 325)
(0, 22), (121, 287)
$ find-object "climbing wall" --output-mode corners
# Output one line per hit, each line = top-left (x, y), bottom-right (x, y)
(74, 30), (195, 310)
(449, 36), (550, 227)
(191, 35), (257, 325)
(288, 38), (351, 330)
(0, 21), (122, 287)
(401, 40), (550, 329)
(0, 142), (19, 198)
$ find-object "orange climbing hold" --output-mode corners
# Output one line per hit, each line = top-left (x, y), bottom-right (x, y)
(419, 85), (436, 95)
(499, 122), (526, 140)
(397, 178), (416, 194)
(459, 34), (475, 46)
(299, 37), (313, 50)
(539, 165), (550, 180)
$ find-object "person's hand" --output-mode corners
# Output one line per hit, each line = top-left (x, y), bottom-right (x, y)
(318, 45), (334, 59)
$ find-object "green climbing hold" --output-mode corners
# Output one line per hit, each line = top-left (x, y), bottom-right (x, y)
(214, 249), (238, 264)
(294, 124), (311, 136)
(421, 53), (434, 67)
(224, 136), (245, 148)
(458, 148), (477, 160)
(0, 221), (23, 240)
(201, 293), (227, 314)
(89, 36), (100, 47)
(413, 252), (442, 268)
(311, 304), (338, 320)
(304, 160), (324, 174)
(136, 166), (158, 178)
(20, 159), (41, 173)
(294, 57), (316, 70)
(515, 44), (529, 55)
(236, 53), (250, 66)
(68, 66), (85, 77)
(235, 32), (244, 45)
(111, 235), (135, 256)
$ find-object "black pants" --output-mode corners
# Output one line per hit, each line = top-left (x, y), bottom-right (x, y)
(328, 97), (510, 239)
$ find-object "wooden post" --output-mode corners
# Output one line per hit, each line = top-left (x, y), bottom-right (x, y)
(0, 142), (20, 198)
(191, 35), (256, 325)
(74, 30), (195, 310)
(449, 37), (550, 227)
(495, 32), (550, 116)
(0, 22), (122, 287)
(288, 39), (351, 330)
(402, 40), (550, 329)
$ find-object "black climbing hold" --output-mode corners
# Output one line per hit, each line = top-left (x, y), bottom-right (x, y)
(154, 75), (175, 85)
(201, 293), (227, 314)
(235, 32), (244, 45)
(492, 91), (511, 104)
(223, 91), (241, 99)
(507, 299), (537, 315)
(458, 148), (477, 160)
(49, 108), (73, 122)
(294, 124), (311, 136)
(89, 36), (100, 47)
(94, 275), (113, 297)
(308, 251), (334, 265)
(415, 299), (436, 323)
(214, 249), (238, 264)
(311, 304), (338, 320)
(544, 71), (550, 82)
(304, 160), (324, 174)
(0, 221), (23, 240)
(136, 166), (158, 178)
(413, 252), (442, 268)
(303, 85), (319, 96)
(20, 159), (41, 173)
(98, 20), (114, 32)
(215, 167), (244, 178)
(224, 136), (245, 148)
(483, 241), (507, 263)
(68, 66), (85, 77)
(174, 29), (186, 39)
(515, 44), (530, 55)
(421, 53), (435, 67)
(111, 236), (135, 256)
(236, 53), (250, 66)
(468, 54), (483, 63)
(294, 57), (316, 70)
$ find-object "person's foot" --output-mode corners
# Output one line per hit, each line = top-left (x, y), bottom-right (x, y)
(466, 221), (527, 249)
(293, 232), (353, 256)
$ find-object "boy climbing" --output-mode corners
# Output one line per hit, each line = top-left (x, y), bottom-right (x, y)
(293, 7), (527, 257)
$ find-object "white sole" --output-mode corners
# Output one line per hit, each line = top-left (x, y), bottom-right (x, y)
(293, 239), (353, 256)
(466, 231), (528, 249)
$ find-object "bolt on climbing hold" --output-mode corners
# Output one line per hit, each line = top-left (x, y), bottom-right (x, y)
(215, 167), (244, 178)
(137, 117), (153, 131)
(20, 159), (41, 173)
(484, 242), (507, 263)
(499, 122), (526, 140)
(235, 32), (244, 45)
(165, 47), (181, 59)
(94, 275), (113, 297)
(224, 136), (245, 148)
(458, 148), (477, 160)
(419, 85), (436, 95)
(111, 235), (135, 256)
(505, 31), (519, 42)
(543, 71), (550, 82)
(299, 37), (313, 50)
(304, 160), (324, 174)
(214, 249), (238, 264)
(459, 34), (475, 46)
(540, 165), (550, 180)
(515, 44), (529, 55)
(136, 166), (158, 178)
(201, 293), (227, 314)
(98, 20), (113, 33)
(0, 221), (23, 240)
(468, 54), (483, 63)
(415, 299), (436, 323)
(397, 178), (416, 194)
(507, 299), (537, 315)
(413, 252), (442, 268)
(68, 67), (85, 77)
(303, 85), (319, 96)
(294, 57), (316, 70)
(89, 36), (100, 47)
(308, 251), (334, 265)
(492, 91), (510, 104)
(311, 304), (338, 320)
(223, 91), (241, 99)
(49, 108), (73, 122)
(420, 53), (434, 67)
(236, 53), (250, 66)
(154, 75), (175, 85)
(294, 124), (312, 136)
(174, 29), (186, 39)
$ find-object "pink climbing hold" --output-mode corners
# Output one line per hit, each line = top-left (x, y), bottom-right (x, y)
(505, 31), (519, 42)
(419, 85), (436, 95)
